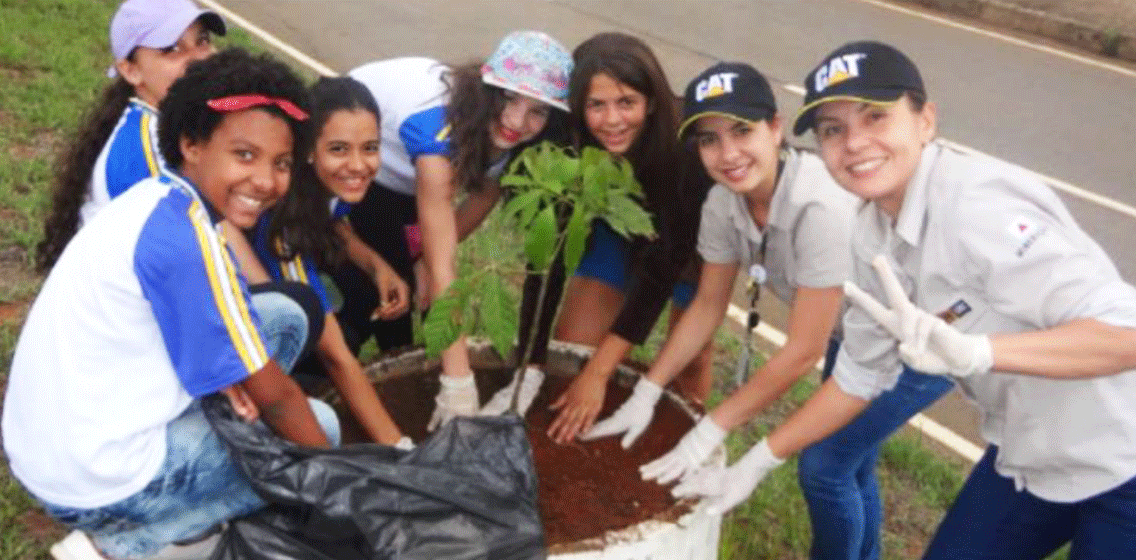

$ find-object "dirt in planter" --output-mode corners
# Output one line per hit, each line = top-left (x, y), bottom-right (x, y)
(334, 366), (696, 549)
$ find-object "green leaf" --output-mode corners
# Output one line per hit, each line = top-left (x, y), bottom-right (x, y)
(499, 173), (536, 189)
(602, 194), (656, 239)
(422, 282), (464, 357)
(617, 157), (643, 196)
(501, 189), (543, 228)
(479, 275), (518, 360)
(554, 155), (580, 187)
(538, 177), (565, 195)
(562, 204), (591, 273)
(524, 205), (557, 270)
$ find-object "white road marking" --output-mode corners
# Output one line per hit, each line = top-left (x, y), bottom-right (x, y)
(856, 0), (1136, 79)
(197, 0), (339, 77)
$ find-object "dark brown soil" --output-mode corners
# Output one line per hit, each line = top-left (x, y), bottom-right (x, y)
(335, 366), (696, 548)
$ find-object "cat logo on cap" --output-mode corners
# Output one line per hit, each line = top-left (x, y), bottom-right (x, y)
(814, 53), (867, 93)
(695, 72), (739, 102)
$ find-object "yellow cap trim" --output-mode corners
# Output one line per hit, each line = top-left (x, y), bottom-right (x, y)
(677, 111), (762, 139)
(792, 94), (902, 132)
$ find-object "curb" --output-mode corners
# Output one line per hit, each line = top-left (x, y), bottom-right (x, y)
(892, 0), (1136, 63)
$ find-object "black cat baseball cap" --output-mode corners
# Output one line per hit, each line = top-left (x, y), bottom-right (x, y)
(792, 41), (924, 135)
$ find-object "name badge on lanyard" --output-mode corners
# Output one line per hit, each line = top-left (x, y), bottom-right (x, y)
(734, 231), (769, 388)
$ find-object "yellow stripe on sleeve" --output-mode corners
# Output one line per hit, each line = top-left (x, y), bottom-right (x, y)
(139, 112), (160, 177)
(187, 200), (269, 372)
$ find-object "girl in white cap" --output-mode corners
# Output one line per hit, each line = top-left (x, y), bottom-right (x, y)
(37, 0), (225, 271)
(340, 31), (573, 430)
(672, 40), (1136, 559)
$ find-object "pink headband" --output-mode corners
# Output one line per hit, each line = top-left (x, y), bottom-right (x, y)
(206, 94), (308, 121)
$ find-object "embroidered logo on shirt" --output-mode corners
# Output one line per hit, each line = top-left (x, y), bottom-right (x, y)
(936, 299), (971, 324)
(1006, 215), (1047, 257)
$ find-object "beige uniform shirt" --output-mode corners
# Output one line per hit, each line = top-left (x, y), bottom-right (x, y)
(697, 147), (858, 306)
(834, 140), (1136, 502)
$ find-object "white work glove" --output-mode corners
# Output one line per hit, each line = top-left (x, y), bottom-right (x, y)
(639, 416), (727, 484)
(394, 436), (415, 451)
(579, 377), (663, 448)
(479, 366), (546, 416)
(844, 255), (993, 377)
(671, 437), (785, 515)
(427, 373), (479, 431)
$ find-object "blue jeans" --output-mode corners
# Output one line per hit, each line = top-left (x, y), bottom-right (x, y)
(923, 446), (1136, 560)
(797, 339), (954, 560)
(249, 290), (309, 373)
(39, 291), (340, 559)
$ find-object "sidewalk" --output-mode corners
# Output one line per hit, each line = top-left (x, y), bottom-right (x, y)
(896, 0), (1136, 63)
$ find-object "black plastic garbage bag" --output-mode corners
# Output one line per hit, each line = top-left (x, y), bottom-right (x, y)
(201, 395), (545, 560)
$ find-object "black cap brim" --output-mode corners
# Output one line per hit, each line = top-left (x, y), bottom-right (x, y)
(791, 88), (906, 136)
(678, 105), (773, 138)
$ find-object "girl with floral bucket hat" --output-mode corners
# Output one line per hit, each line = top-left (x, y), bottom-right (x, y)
(335, 31), (573, 431)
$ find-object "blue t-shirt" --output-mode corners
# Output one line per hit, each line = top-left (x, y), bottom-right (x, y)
(80, 98), (168, 224)
(248, 207), (336, 313)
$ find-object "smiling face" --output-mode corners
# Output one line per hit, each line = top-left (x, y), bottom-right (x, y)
(179, 109), (293, 228)
(583, 73), (648, 156)
(490, 90), (552, 151)
(814, 96), (936, 217)
(117, 20), (216, 107)
(693, 114), (783, 200)
(312, 108), (380, 203)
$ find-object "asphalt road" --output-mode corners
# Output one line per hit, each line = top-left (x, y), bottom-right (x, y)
(210, 0), (1136, 454)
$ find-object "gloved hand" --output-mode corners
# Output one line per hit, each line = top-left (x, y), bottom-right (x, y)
(579, 377), (663, 448)
(427, 373), (479, 431)
(479, 366), (546, 416)
(844, 255), (993, 377)
(639, 415), (727, 484)
(671, 437), (785, 515)
(393, 435), (415, 451)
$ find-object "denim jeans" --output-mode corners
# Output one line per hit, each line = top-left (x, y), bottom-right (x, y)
(923, 445), (1136, 560)
(249, 289), (309, 373)
(797, 339), (954, 560)
(39, 290), (340, 559)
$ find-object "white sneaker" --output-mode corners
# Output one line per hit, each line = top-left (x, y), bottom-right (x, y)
(50, 530), (108, 560)
(49, 529), (221, 560)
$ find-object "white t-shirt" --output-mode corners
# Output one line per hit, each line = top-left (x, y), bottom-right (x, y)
(349, 57), (452, 196)
(349, 57), (509, 197)
(3, 176), (267, 509)
(834, 140), (1136, 502)
(697, 147), (857, 305)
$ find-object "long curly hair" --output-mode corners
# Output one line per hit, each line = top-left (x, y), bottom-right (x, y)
(158, 48), (310, 175)
(443, 62), (570, 194)
(268, 76), (380, 268)
(568, 32), (681, 213)
(35, 78), (134, 272)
